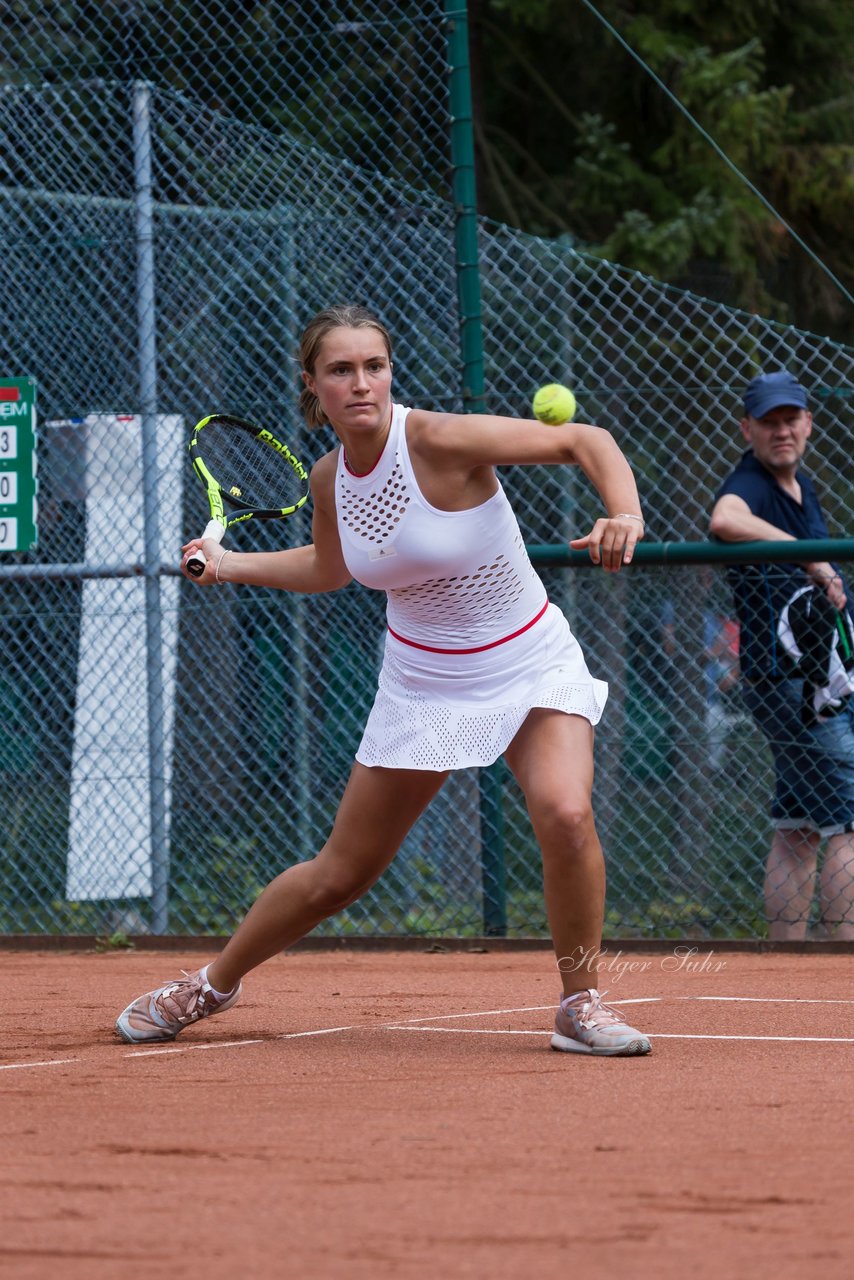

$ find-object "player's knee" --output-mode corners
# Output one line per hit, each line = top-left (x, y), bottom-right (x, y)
(305, 861), (372, 916)
(306, 877), (360, 916)
(539, 799), (596, 851)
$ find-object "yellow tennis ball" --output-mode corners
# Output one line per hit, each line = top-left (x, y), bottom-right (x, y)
(532, 383), (576, 425)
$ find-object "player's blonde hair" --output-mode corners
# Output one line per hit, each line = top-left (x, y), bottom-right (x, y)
(299, 304), (393, 429)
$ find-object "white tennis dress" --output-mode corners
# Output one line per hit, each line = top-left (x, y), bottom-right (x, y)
(335, 403), (608, 770)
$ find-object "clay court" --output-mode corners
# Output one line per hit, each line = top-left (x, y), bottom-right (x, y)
(3, 943), (853, 1278)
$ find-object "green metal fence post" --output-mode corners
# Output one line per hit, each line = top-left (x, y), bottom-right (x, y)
(446, 0), (506, 935)
(445, 1), (486, 415)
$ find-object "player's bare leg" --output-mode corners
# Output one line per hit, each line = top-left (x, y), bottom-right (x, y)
(764, 827), (819, 940)
(116, 765), (448, 1043)
(819, 831), (854, 940)
(503, 709), (604, 995)
(504, 708), (650, 1055)
(207, 764), (449, 992)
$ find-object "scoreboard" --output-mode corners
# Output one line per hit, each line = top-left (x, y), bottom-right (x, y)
(0, 378), (37, 552)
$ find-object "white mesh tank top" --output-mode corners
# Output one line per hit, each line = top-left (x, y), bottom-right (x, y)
(334, 403), (548, 652)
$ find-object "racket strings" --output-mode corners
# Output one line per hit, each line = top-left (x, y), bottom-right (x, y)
(199, 422), (306, 510)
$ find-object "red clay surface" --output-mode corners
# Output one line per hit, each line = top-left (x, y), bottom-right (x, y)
(3, 945), (854, 1279)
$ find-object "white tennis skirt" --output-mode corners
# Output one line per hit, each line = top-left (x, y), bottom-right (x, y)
(356, 603), (608, 771)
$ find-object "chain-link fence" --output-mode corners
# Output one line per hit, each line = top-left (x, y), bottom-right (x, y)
(1, 2), (853, 940)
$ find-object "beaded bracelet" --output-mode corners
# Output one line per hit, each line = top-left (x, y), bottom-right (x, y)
(214, 550), (234, 584)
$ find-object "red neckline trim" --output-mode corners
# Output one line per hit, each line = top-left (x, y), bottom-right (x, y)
(387, 598), (549, 655)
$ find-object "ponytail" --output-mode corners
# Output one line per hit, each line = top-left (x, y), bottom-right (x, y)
(299, 385), (327, 430)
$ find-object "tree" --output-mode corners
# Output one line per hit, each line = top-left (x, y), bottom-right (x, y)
(471, 0), (854, 340)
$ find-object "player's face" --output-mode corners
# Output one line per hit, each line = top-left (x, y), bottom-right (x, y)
(740, 405), (812, 474)
(304, 327), (393, 435)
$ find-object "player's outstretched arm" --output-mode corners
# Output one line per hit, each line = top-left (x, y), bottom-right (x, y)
(181, 453), (352, 593)
(413, 410), (639, 504)
(410, 411), (643, 572)
(562, 423), (644, 571)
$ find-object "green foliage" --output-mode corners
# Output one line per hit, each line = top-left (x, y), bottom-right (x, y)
(94, 931), (135, 951)
(169, 835), (275, 936)
(475, 0), (854, 340)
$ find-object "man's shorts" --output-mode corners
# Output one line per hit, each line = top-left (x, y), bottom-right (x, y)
(742, 677), (854, 838)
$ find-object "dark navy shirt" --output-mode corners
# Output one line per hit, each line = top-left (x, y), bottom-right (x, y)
(715, 450), (831, 681)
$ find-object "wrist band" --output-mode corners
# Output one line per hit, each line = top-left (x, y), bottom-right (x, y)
(613, 513), (644, 523)
(215, 550), (234, 584)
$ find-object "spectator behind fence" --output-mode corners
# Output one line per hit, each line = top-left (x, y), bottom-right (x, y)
(704, 609), (742, 772)
(709, 370), (854, 940)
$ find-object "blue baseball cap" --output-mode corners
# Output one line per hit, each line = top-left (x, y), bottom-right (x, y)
(743, 370), (809, 419)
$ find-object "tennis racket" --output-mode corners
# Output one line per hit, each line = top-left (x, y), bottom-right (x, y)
(185, 413), (309, 578)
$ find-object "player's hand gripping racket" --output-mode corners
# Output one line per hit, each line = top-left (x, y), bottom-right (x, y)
(185, 413), (309, 578)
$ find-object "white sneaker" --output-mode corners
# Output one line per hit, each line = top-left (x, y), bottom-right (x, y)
(551, 989), (651, 1056)
(115, 968), (242, 1044)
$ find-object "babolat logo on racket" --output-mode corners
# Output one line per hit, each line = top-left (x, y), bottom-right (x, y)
(257, 429), (310, 479)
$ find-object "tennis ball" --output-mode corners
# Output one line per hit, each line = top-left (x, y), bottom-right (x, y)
(532, 383), (576, 425)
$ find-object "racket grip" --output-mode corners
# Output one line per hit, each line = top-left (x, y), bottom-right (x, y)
(185, 519), (226, 579)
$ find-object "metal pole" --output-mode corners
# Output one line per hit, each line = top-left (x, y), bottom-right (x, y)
(133, 80), (170, 933)
(527, 538), (854, 567)
(445, 0), (486, 412)
(446, 1), (505, 934)
(480, 759), (508, 936)
(279, 213), (313, 862)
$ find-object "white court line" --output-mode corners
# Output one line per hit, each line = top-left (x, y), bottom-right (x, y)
(389, 1027), (543, 1036)
(89, 991), (854, 1061)
(122, 1004), (665, 1059)
(120, 1008), (575, 1059)
(377, 999), (662, 1023)
(387, 1026), (854, 1044)
(125, 1025), (363, 1059)
(6, 992), (853, 1071)
(653, 1033), (854, 1043)
(0, 1058), (79, 1071)
(194, 1038), (264, 1049)
(127, 1046), (186, 1057)
(593, 997), (663, 1005)
(120, 1006), (659, 1060)
(118, 994), (854, 1059)
(677, 995), (854, 1005)
(127, 1038), (264, 1058)
(390, 1004), (556, 1023)
(280, 1025), (361, 1039)
(120, 993), (850, 1058)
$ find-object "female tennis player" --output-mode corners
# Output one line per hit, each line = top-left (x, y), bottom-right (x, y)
(116, 304), (651, 1056)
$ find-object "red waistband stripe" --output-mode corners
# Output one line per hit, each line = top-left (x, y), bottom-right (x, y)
(387, 597), (550, 655)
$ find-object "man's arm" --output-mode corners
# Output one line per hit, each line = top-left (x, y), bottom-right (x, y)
(709, 493), (846, 609)
(709, 493), (795, 544)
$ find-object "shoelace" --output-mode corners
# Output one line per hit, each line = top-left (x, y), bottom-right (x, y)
(155, 970), (211, 1025)
(570, 990), (624, 1030)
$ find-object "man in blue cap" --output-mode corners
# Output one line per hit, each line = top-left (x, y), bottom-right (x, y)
(710, 370), (854, 940)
